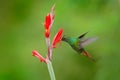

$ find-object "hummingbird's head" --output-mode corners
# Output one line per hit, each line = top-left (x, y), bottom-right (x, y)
(61, 35), (70, 42)
(61, 35), (66, 41)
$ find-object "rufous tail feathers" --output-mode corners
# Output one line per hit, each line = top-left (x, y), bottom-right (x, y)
(82, 50), (95, 61)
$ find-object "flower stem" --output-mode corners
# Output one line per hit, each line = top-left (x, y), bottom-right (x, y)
(47, 60), (56, 80)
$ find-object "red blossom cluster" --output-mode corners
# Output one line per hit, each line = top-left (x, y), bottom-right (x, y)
(32, 5), (63, 63)
(44, 5), (55, 38)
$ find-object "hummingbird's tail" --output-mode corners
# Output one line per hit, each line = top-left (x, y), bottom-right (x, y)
(82, 49), (95, 62)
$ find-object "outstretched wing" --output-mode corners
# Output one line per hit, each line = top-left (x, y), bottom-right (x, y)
(80, 37), (98, 47)
(78, 32), (88, 39)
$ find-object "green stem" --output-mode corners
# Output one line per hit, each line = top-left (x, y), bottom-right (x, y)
(47, 60), (56, 80)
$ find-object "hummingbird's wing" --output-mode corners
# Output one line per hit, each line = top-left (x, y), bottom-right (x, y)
(78, 32), (88, 39)
(80, 37), (98, 47)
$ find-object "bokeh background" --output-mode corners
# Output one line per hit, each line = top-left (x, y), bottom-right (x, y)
(0, 0), (120, 80)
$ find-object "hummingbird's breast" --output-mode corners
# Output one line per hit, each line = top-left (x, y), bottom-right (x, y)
(62, 37), (82, 53)
(68, 38), (81, 53)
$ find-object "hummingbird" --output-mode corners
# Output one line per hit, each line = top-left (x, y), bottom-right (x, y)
(62, 32), (97, 61)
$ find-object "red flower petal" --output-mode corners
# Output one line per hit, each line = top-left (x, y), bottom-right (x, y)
(45, 29), (50, 38)
(32, 50), (46, 63)
(43, 5), (55, 38)
(44, 14), (51, 30)
(52, 28), (63, 48)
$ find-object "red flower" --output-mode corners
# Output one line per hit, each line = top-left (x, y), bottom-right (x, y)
(43, 5), (55, 38)
(44, 14), (51, 30)
(32, 5), (63, 63)
(52, 29), (63, 48)
(32, 50), (47, 63)
(45, 28), (50, 38)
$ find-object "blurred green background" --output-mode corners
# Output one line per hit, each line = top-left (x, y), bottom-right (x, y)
(0, 0), (120, 80)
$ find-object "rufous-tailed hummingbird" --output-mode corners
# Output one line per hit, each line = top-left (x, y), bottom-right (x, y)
(62, 32), (97, 61)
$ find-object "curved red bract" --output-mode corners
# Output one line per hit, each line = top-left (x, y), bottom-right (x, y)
(52, 29), (63, 48)
(32, 50), (47, 63)
(44, 14), (51, 30)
